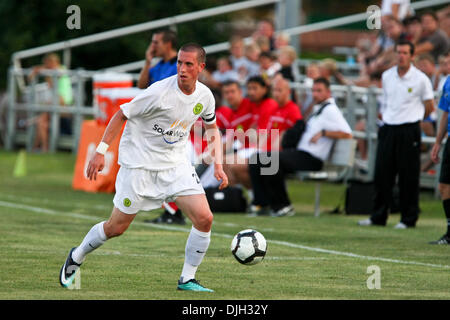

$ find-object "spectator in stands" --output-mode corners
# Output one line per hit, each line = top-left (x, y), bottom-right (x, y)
(244, 43), (262, 79)
(415, 53), (443, 90)
(437, 51), (450, 91)
(253, 19), (276, 51)
(229, 36), (252, 85)
(277, 45), (298, 83)
(254, 35), (271, 54)
(300, 62), (322, 118)
(319, 58), (349, 85)
(28, 53), (73, 152)
(416, 11), (449, 63)
(274, 32), (291, 51)
(381, 0), (412, 22)
(201, 57), (239, 90)
(248, 77), (352, 217)
(358, 40), (435, 229)
(259, 51), (281, 83)
(137, 29), (177, 89)
(437, 5), (450, 37)
(403, 15), (423, 45)
(367, 16), (409, 76)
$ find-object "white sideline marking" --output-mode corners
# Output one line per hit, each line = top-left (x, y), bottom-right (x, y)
(1, 199), (449, 270)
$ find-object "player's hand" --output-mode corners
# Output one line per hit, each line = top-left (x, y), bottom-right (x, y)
(145, 44), (155, 63)
(431, 143), (441, 164)
(86, 153), (105, 181)
(214, 165), (229, 190)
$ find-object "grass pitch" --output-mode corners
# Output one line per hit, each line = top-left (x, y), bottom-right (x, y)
(0, 150), (449, 300)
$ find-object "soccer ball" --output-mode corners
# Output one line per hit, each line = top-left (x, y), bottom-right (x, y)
(231, 229), (267, 265)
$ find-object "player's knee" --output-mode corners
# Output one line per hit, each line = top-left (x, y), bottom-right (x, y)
(195, 211), (213, 232)
(104, 222), (128, 238)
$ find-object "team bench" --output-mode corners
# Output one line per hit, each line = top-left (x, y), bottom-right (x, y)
(293, 138), (357, 217)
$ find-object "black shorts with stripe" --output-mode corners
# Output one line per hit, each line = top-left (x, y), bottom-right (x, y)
(440, 138), (450, 184)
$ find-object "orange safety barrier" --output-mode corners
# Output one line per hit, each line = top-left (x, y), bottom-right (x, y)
(72, 120), (123, 193)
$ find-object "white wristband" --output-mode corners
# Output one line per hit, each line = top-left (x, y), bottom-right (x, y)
(96, 142), (109, 155)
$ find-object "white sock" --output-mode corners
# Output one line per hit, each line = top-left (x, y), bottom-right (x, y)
(180, 226), (211, 283)
(72, 221), (107, 264)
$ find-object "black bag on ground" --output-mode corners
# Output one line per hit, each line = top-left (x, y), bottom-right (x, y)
(204, 186), (247, 213)
(345, 180), (400, 215)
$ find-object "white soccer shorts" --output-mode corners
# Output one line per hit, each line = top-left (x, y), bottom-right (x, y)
(113, 162), (204, 214)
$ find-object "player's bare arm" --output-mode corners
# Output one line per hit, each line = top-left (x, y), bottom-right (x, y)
(204, 122), (228, 190)
(432, 110), (449, 163)
(86, 109), (128, 181)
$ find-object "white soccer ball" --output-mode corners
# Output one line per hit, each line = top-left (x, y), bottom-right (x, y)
(231, 229), (267, 265)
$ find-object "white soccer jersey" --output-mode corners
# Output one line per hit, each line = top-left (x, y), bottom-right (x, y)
(119, 75), (216, 170)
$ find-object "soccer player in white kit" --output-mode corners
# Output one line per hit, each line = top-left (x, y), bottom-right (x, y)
(59, 43), (228, 292)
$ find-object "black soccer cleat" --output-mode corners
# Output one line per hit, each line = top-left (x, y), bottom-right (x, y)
(59, 247), (82, 288)
(429, 234), (450, 245)
(145, 209), (186, 225)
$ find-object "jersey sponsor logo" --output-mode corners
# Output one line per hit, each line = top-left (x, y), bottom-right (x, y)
(153, 123), (188, 144)
(408, 87), (413, 93)
(193, 103), (203, 115)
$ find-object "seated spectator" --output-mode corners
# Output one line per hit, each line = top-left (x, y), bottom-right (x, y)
(277, 45), (298, 82)
(300, 62), (321, 117)
(28, 53), (73, 152)
(437, 5), (450, 36)
(248, 78), (352, 217)
(229, 36), (252, 85)
(403, 15), (423, 45)
(274, 32), (291, 51)
(319, 58), (349, 85)
(437, 51), (450, 91)
(202, 57), (239, 90)
(244, 43), (262, 79)
(416, 11), (449, 62)
(366, 16), (408, 76)
(259, 51), (281, 83)
(254, 35), (271, 54)
(415, 53), (443, 89)
(253, 19), (276, 51)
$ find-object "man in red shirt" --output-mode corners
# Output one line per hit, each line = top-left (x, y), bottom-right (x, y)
(264, 76), (302, 151)
(223, 76), (300, 193)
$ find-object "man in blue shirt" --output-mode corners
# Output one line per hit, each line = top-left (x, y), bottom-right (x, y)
(138, 30), (178, 89)
(430, 56), (450, 244)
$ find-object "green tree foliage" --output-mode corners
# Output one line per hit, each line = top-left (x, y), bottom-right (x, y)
(0, 0), (237, 90)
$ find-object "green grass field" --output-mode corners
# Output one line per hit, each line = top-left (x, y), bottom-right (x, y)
(0, 150), (449, 300)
